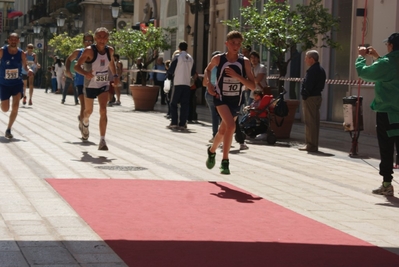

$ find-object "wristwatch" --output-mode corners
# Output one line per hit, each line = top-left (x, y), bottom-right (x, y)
(113, 74), (119, 78)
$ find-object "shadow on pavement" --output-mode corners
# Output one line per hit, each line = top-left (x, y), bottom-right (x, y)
(209, 181), (262, 203)
(375, 196), (399, 208)
(105, 240), (399, 267)
(71, 151), (114, 165)
(4, 240), (399, 266)
(0, 137), (25, 143)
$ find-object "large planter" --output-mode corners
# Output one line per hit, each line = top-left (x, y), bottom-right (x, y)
(270, 99), (300, 139)
(130, 84), (159, 111)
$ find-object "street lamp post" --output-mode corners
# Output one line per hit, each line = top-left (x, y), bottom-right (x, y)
(33, 21), (42, 34)
(57, 12), (66, 28)
(49, 24), (57, 35)
(111, 0), (121, 30)
(74, 14), (83, 33)
(19, 33), (25, 46)
(186, 0), (201, 66)
(33, 21), (57, 88)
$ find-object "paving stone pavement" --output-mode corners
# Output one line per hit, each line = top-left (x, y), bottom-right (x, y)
(0, 89), (398, 266)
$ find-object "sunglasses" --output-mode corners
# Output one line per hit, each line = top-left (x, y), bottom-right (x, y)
(84, 40), (93, 43)
(27, 47), (33, 49)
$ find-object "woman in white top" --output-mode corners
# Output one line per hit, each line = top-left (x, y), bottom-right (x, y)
(249, 51), (270, 95)
(54, 57), (65, 94)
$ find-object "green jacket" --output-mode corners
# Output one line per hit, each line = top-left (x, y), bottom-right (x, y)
(355, 50), (399, 136)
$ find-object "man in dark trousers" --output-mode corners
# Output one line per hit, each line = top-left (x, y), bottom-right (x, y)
(166, 41), (196, 130)
(356, 33), (399, 196)
(299, 50), (326, 152)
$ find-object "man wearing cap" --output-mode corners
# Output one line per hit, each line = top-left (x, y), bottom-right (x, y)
(356, 32), (399, 196)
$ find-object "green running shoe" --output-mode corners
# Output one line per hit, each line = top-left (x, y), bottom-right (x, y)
(220, 159), (230, 175)
(206, 147), (216, 169)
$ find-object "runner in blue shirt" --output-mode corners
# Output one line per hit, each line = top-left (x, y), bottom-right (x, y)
(0, 33), (34, 138)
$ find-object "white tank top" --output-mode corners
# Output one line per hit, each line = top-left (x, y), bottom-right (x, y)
(84, 46), (110, 89)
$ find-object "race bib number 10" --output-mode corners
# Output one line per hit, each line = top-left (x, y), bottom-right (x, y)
(222, 77), (240, 96)
(5, 69), (19, 79)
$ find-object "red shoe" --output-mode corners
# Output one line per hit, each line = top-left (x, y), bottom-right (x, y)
(22, 96), (26, 105)
(394, 164), (398, 169)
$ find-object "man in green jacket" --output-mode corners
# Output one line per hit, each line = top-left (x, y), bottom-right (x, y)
(356, 33), (399, 196)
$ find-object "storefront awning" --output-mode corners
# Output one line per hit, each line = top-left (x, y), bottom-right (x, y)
(7, 11), (23, 19)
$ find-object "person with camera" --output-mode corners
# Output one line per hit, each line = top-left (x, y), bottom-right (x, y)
(299, 50), (326, 153)
(356, 33), (399, 196)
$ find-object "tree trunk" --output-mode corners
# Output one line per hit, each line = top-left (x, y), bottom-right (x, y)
(276, 61), (288, 93)
(140, 70), (147, 86)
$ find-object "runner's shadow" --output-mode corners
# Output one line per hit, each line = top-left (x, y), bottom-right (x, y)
(308, 151), (335, 157)
(209, 181), (262, 203)
(73, 151), (114, 165)
(375, 196), (399, 208)
(67, 140), (97, 147)
(0, 137), (25, 143)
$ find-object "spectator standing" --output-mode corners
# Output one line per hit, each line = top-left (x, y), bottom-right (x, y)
(250, 51), (269, 94)
(356, 33), (399, 196)
(0, 33), (34, 138)
(108, 53), (123, 106)
(34, 64), (42, 88)
(50, 66), (57, 93)
(150, 57), (167, 105)
(188, 72), (200, 123)
(204, 31), (256, 174)
(298, 50), (326, 152)
(45, 66), (52, 93)
(164, 58), (173, 119)
(54, 57), (65, 94)
(74, 27), (119, 150)
(166, 42), (196, 130)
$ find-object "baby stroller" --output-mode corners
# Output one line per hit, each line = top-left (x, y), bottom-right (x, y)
(240, 91), (286, 145)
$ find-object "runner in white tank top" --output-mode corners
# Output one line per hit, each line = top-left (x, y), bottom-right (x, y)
(74, 27), (119, 150)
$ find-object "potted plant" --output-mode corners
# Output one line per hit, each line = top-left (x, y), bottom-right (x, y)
(110, 24), (174, 111)
(224, 0), (340, 138)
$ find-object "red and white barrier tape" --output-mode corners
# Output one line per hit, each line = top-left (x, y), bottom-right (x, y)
(266, 76), (374, 86)
(122, 70), (375, 87)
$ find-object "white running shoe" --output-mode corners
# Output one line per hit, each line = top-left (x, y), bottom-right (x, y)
(82, 123), (89, 140)
(98, 139), (108, 151)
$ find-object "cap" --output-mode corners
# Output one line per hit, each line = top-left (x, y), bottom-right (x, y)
(383, 32), (399, 46)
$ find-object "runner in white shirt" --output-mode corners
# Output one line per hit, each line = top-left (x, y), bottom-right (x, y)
(74, 27), (119, 150)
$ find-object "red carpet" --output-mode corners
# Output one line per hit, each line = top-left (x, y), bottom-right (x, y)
(47, 179), (399, 267)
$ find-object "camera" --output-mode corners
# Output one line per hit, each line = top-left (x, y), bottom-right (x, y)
(360, 44), (371, 54)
